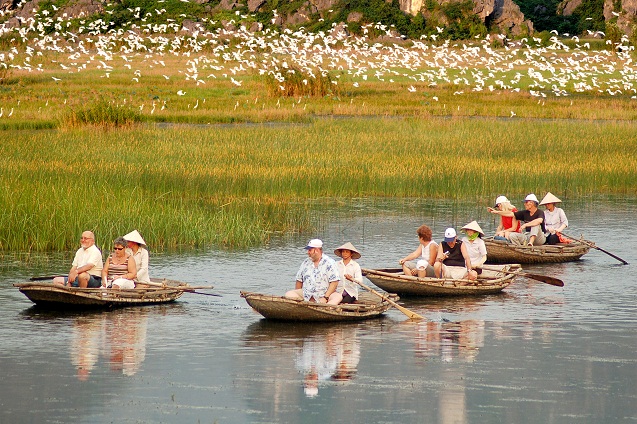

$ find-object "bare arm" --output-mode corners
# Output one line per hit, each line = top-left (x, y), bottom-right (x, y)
(488, 207), (514, 217)
(427, 243), (437, 266)
(399, 245), (423, 265)
(102, 258), (110, 283)
(461, 243), (472, 271)
(126, 257), (137, 280)
(520, 217), (543, 231)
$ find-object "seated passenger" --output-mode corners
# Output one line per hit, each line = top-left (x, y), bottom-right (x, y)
(398, 224), (437, 278)
(285, 239), (341, 305)
(53, 230), (103, 288)
(487, 195), (520, 242)
(102, 237), (137, 289)
(539, 192), (569, 245)
(334, 242), (363, 304)
(460, 221), (487, 281)
(508, 194), (546, 246)
(123, 230), (151, 286)
(433, 228), (475, 280)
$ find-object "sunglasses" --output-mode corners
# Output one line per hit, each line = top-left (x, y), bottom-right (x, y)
(113, 247), (124, 251)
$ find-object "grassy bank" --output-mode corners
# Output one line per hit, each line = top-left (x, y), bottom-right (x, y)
(1, 118), (635, 251)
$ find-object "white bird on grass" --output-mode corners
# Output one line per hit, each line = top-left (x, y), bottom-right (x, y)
(177, 90), (186, 96)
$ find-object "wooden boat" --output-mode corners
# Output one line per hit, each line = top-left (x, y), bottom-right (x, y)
(484, 237), (590, 264)
(361, 264), (521, 297)
(13, 278), (190, 308)
(240, 291), (398, 322)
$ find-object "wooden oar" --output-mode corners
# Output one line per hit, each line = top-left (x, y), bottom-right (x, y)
(353, 279), (424, 320)
(142, 280), (221, 296)
(30, 275), (64, 281)
(477, 266), (564, 287)
(560, 233), (628, 265)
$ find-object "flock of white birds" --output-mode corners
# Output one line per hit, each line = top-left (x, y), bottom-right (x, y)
(1, 3), (636, 119)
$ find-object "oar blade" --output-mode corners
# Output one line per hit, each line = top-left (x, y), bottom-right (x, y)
(396, 304), (424, 320)
(525, 273), (564, 287)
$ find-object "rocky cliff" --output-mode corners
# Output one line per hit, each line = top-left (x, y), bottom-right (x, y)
(1, 0), (634, 37)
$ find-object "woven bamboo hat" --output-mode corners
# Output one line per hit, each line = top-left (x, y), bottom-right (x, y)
(334, 242), (361, 259)
(123, 230), (147, 246)
(461, 221), (485, 236)
(540, 192), (562, 205)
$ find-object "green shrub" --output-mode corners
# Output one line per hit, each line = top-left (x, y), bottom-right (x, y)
(63, 99), (143, 128)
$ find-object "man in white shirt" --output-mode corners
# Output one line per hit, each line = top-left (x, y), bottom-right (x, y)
(53, 231), (103, 288)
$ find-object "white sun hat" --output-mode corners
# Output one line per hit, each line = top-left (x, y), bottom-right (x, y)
(443, 228), (457, 243)
(123, 230), (146, 246)
(416, 259), (428, 270)
(494, 195), (509, 207)
(462, 220), (485, 236)
(304, 239), (323, 250)
(539, 192), (562, 205)
(524, 193), (539, 203)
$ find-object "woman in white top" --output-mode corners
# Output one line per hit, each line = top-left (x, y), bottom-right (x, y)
(540, 192), (569, 245)
(460, 221), (487, 281)
(399, 224), (437, 278)
(334, 242), (363, 304)
(123, 230), (151, 285)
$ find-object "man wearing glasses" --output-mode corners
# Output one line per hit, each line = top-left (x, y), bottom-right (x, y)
(53, 231), (103, 288)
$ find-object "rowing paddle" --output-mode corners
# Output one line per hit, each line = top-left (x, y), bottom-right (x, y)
(30, 275), (64, 281)
(560, 233), (628, 265)
(477, 266), (564, 287)
(142, 280), (221, 296)
(353, 279), (424, 320)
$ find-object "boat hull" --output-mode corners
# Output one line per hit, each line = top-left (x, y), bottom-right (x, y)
(484, 238), (590, 264)
(362, 265), (520, 297)
(14, 279), (185, 309)
(240, 291), (396, 322)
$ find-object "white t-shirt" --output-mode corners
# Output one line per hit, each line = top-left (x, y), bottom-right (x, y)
(461, 237), (487, 265)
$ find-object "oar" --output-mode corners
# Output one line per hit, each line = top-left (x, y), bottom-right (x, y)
(142, 280), (222, 296)
(477, 266), (564, 287)
(353, 279), (424, 320)
(560, 233), (628, 265)
(30, 275), (64, 281)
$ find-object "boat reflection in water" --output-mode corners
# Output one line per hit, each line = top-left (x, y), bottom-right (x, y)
(70, 309), (148, 380)
(412, 319), (485, 363)
(242, 321), (361, 398)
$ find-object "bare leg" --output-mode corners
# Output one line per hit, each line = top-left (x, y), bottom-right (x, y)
(327, 292), (343, 305)
(77, 272), (89, 288)
(434, 262), (443, 278)
(284, 289), (303, 300)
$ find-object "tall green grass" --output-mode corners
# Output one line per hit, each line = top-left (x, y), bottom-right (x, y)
(1, 118), (635, 251)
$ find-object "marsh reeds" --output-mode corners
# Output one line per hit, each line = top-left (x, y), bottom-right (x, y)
(1, 118), (635, 251)
(62, 98), (143, 128)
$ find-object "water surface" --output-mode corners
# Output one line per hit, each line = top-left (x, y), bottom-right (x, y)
(1, 198), (635, 423)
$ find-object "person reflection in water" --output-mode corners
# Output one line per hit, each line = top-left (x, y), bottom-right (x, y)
(70, 317), (102, 381)
(106, 309), (148, 376)
(295, 327), (360, 397)
(69, 310), (149, 380)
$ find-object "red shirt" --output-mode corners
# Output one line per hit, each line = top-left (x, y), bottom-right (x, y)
(502, 208), (521, 232)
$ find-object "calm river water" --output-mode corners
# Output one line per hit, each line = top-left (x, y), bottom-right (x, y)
(1, 198), (635, 424)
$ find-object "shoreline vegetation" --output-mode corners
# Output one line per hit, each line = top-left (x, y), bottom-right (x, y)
(1, 21), (637, 251)
(2, 119), (636, 251)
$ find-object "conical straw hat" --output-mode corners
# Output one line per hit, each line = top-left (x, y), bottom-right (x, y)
(334, 242), (361, 259)
(461, 221), (484, 236)
(539, 192), (562, 205)
(123, 230), (146, 246)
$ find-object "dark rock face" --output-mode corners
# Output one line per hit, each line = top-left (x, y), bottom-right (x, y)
(0, 0), (631, 37)
(558, 0), (583, 16)
(604, 0), (637, 35)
